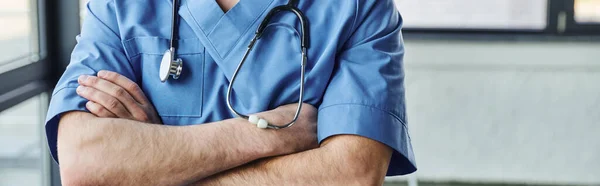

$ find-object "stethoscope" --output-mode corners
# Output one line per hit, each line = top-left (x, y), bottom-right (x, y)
(160, 0), (309, 129)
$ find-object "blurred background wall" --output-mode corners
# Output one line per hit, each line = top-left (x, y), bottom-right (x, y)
(0, 0), (598, 186)
(387, 1), (600, 185)
(388, 39), (600, 186)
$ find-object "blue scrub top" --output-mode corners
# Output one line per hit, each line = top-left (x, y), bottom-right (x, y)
(45, 0), (416, 176)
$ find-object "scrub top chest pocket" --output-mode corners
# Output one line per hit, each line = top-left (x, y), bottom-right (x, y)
(123, 37), (205, 118)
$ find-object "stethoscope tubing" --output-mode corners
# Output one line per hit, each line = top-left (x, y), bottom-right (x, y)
(168, 0), (309, 129)
(226, 41), (307, 129)
(170, 0), (180, 55)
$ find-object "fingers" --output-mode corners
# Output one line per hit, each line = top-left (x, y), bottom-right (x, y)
(78, 75), (143, 113)
(97, 70), (148, 104)
(86, 101), (117, 118)
(76, 85), (131, 118)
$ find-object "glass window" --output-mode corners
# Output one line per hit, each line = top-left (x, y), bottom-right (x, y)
(0, 0), (39, 73)
(0, 94), (47, 186)
(394, 0), (548, 30)
(575, 0), (600, 23)
(80, 0), (89, 24)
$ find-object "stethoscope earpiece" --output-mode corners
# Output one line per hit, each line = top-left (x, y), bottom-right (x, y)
(159, 48), (183, 82)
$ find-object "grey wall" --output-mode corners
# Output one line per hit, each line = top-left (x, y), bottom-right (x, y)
(388, 39), (600, 185)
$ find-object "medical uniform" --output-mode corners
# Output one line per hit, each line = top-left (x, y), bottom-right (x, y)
(45, 0), (416, 175)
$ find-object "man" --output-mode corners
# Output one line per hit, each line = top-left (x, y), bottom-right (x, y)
(46, 0), (416, 185)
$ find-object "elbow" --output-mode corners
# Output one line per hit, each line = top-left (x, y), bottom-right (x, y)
(325, 152), (388, 185)
(320, 135), (393, 185)
(333, 149), (389, 185)
(58, 145), (116, 186)
(59, 166), (99, 186)
(59, 151), (106, 186)
(57, 112), (108, 186)
(342, 165), (386, 186)
(358, 176), (386, 186)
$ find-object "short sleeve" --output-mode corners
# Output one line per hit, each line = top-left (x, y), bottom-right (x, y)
(45, 0), (137, 163)
(317, 0), (416, 176)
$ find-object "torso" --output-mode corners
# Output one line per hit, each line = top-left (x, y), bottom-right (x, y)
(112, 0), (358, 125)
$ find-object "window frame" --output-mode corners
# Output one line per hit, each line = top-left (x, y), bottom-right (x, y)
(0, 0), (80, 112)
(562, 0), (600, 35)
(401, 0), (600, 37)
(0, 0), (49, 113)
(0, 0), (80, 185)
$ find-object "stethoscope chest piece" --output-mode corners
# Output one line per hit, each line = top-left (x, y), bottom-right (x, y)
(160, 48), (183, 82)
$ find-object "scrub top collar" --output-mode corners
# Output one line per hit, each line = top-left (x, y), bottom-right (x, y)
(179, 0), (275, 65)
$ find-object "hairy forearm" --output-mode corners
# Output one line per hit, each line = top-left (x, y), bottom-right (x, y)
(195, 135), (393, 186)
(58, 112), (278, 186)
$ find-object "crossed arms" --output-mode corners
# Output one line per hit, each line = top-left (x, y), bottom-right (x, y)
(57, 71), (393, 186)
(56, 0), (408, 184)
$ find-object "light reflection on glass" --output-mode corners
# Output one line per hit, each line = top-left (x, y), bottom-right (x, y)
(0, 95), (45, 186)
(0, 1), (32, 65)
(575, 0), (600, 23)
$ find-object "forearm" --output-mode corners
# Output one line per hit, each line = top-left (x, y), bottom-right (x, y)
(195, 135), (392, 186)
(58, 112), (279, 186)
(198, 147), (330, 186)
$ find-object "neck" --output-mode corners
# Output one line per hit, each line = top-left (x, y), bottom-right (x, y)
(216, 0), (239, 12)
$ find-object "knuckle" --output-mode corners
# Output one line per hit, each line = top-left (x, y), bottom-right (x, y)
(95, 107), (107, 115)
(105, 71), (118, 79)
(300, 104), (316, 116)
(87, 103), (102, 115)
(114, 87), (127, 97)
(126, 83), (140, 93)
(106, 99), (120, 110)
(87, 76), (98, 85)
(84, 87), (96, 96)
(302, 103), (315, 110)
(136, 113), (150, 122)
(98, 108), (114, 117)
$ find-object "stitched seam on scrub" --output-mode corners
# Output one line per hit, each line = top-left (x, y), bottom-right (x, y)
(318, 103), (408, 129)
(220, 0), (276, 58)
(185, 3), (223, 60)
(123, 37), (204, 59)
(51, 86), (78, 96)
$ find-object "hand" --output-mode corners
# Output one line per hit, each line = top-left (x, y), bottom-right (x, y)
(258, 103), (318, 155)
(76, 70), (162, 124)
